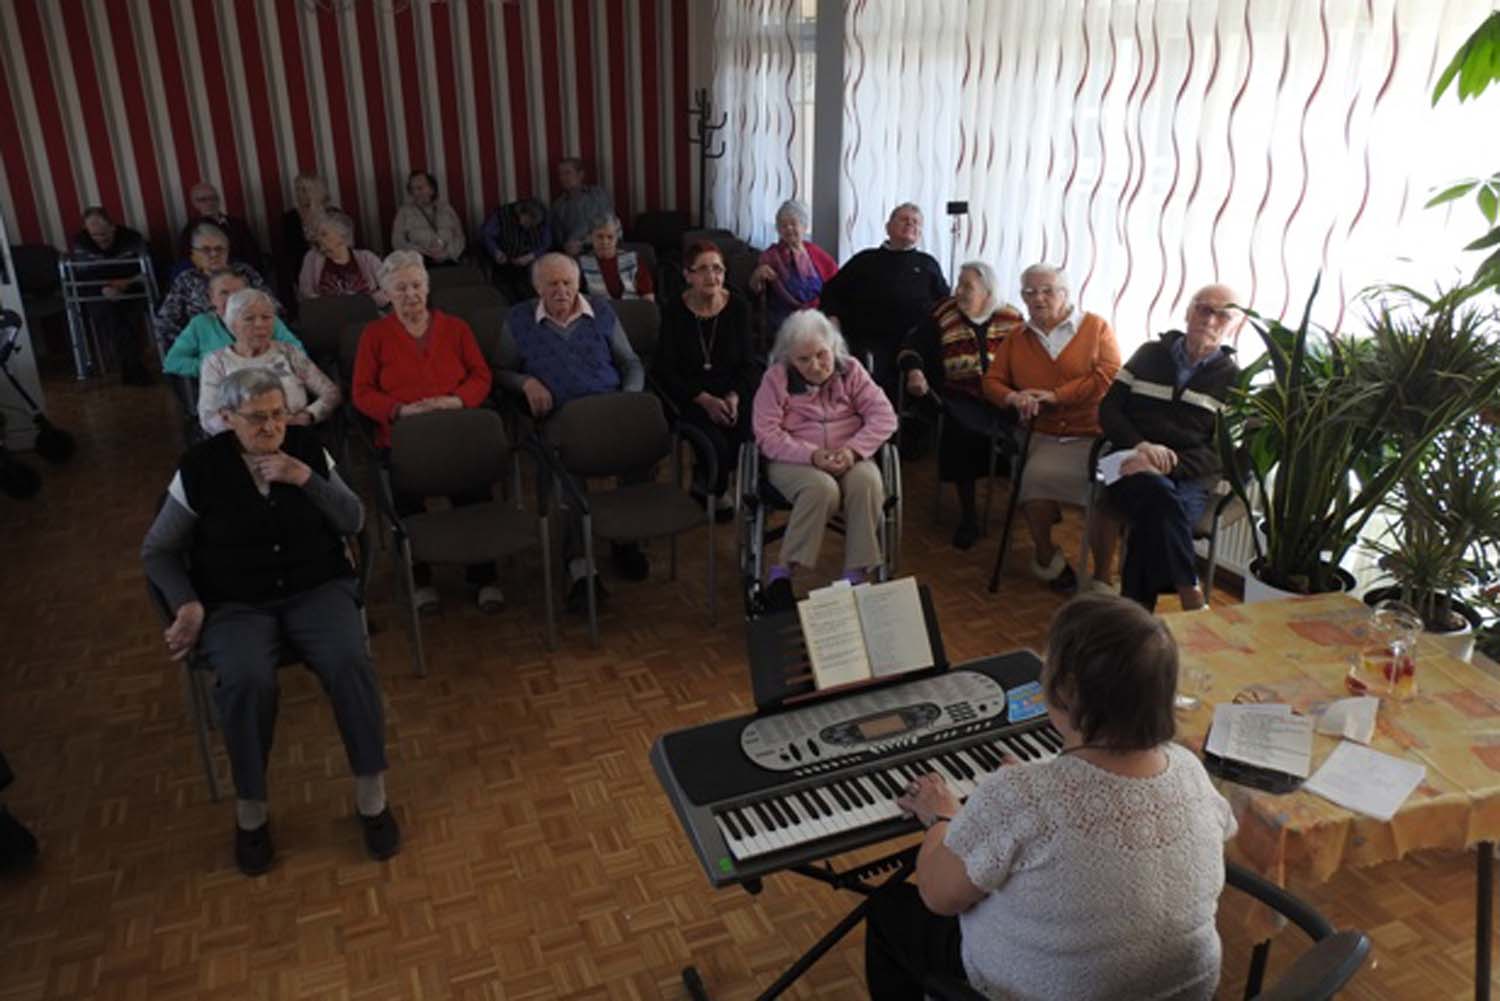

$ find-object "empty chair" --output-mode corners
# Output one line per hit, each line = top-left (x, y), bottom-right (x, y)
(430, 283), (506, 319)
(545, 391), (717, 645)
(612, 297), (662, 365)
(295, 294), (379, 376)
(378, 408), (554, 674)
(425, 262), (489, 291)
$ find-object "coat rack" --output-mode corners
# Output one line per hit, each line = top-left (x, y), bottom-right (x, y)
(688, 88), (726, 227)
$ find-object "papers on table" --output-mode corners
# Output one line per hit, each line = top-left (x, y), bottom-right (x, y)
(1316, 696), (1379, 745)
(1304, 742), (1426, 821)
(1207, 703), (1315, 778)
(1096, 449), (1134, 485)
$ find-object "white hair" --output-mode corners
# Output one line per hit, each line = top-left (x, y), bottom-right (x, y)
(888, 202), (923, 221)
(589, 213), (623, 237)
(768, 309), (850, 367)
(216, 367), (284, 412)
(775, 199), (810, 229)
(223, 287), (276, 331)
(377, 249), (427, 290)
(1020, 262), (1070, 291)
(316, 210), (355, 244)
(531, 251), (582, 290)
(958, 260), (999, 304)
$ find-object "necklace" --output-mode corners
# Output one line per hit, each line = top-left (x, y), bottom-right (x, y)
(696, 313), (719, 371)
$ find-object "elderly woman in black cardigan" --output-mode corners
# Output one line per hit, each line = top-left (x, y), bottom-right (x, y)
(142, 367), (399, 877)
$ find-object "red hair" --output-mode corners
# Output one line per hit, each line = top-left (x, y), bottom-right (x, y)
(684, 240), (725, 270)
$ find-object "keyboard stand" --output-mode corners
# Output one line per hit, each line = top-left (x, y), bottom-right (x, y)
(679, 583), (946, 999)
(680, 844), (920, 1001)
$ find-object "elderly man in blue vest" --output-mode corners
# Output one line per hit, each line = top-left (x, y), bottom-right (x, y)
(497, 252), (648, 611)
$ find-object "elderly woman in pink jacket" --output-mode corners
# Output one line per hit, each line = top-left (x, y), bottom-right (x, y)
(753, 309), (899, 611)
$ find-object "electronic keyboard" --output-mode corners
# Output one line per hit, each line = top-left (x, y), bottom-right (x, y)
(652, 650), (1054, 887)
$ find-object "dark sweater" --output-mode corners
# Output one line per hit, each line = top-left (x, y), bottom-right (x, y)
(653, 292), (754, 407)
(819, 246), (950, 353)
(179, 427), (352, 604)
(1098, 331), (1238, 482)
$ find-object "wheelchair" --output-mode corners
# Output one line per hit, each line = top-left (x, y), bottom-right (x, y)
(736, 439), (903, 617)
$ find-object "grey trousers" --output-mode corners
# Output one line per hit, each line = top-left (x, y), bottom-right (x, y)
(766, 458), (884, 571)
(198, 577), (388, 801)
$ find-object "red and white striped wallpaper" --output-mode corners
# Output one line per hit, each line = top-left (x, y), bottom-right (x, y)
(0, 0), (698, 257)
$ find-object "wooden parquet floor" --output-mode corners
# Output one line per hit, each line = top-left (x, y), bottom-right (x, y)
(0, 374), (1487, 1000)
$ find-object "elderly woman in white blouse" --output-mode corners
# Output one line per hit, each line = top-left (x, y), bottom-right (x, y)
(199, 288), (341, 435)
(390, 170), (465, 267)
(866, 593), (1236, 1001)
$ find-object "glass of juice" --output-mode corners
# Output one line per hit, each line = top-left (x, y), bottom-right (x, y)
(1349, 599), (1422, 699)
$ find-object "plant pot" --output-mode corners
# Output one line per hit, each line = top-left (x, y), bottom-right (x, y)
(1244, 559), (1357, 604)
(1362, 585), (1482, 662)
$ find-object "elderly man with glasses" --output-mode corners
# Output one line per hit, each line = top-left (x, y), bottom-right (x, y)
(982, 264), (1121, 593)
(1096, 284), (1245, 611)
(176, 182), (264, 273)
(154, 221), (278, 351)
(819, 202), (950, 405)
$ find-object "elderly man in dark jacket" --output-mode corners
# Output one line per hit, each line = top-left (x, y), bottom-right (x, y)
(1097, 283), (1244, 611)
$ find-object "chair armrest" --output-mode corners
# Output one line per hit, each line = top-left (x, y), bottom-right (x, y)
(1251, 930), (1371, 1001)
(1225, 862), (1335, 941)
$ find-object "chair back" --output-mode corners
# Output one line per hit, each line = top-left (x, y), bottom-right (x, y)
(426, 263), (488, 291)
(552, 392), (670, 477)
(10, 244), (61, 296)
(629, 210), (690, 260)
(726, 248), (760, 298)
(612, 298), (661, 362)
(297, 294), (379, 371)
(431, 283), (505, 318)
(465, 305), (507, 366)
(338, 321), (369, 394)
(389, 408), (510, 497)
(683, 228), (748, 261)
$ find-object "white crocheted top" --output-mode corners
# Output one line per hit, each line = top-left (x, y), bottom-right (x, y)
(945, 742), (1236, 1000)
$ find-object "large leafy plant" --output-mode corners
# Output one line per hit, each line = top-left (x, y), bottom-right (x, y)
(1427, 11), (1500, 295)
(1221, 280), (1500, 595)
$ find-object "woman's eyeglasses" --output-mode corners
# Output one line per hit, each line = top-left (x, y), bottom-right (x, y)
(233, 408), (288, 427)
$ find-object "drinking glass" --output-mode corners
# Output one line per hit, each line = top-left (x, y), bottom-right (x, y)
(1174, 666), (1213, 711)
(1350, 598), (1422, 699)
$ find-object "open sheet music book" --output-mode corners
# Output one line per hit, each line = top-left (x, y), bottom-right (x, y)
(797, 577), (935, 690)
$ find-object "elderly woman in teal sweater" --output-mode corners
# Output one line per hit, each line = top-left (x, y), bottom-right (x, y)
(164, 269), (303, 377)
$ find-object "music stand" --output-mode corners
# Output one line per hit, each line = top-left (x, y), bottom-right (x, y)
(679, 583), (947, 1001)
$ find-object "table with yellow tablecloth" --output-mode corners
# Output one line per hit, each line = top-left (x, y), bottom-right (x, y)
(1162, 593), (1500, 997)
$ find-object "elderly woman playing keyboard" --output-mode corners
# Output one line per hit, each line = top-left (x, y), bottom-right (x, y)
(865, 593), (1236, 1001)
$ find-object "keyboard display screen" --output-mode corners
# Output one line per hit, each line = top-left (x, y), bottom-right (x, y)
(857, 714), (908, 739)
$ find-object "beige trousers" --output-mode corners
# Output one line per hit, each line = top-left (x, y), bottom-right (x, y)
(766, 459), (884, 571)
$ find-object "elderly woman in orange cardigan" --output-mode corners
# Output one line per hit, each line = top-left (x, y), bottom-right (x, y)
(982, 264), (1120, 593)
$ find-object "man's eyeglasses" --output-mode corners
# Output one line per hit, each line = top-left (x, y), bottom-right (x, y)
(1191, 303), (1239, 323)
(233, 408), (288, 427)
(1020, 285), (1062, 298)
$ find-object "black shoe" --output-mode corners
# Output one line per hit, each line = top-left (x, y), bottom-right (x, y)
(359, 807), (401, 861)
(611, 542), (650, 581)
(952, 518), (980, 550)
(234, 823), (274, 876)
(762, 577), (797, 613)
(1049, 564), (1079, 595)
(566, 574), (610, 614)
(0, 807), (38, 872)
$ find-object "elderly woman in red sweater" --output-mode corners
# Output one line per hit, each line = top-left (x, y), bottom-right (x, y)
(982, 264), (1120, 593)
(353, 249), (498, 614)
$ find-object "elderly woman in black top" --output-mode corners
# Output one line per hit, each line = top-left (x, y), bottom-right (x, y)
(898, 261), (1024, 549)
(1097, 284), (1244, 611)
(141, 367), (399, 877)
(652, 240), (754, 519)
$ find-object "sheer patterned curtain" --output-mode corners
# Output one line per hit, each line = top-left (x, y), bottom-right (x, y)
(709, 0), (810, 248)
(840, 0), (1500, 350)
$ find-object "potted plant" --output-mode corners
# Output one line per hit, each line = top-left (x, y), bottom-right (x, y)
(1221, 280), (1500, 598)
(1366, 416), (1500, 659)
